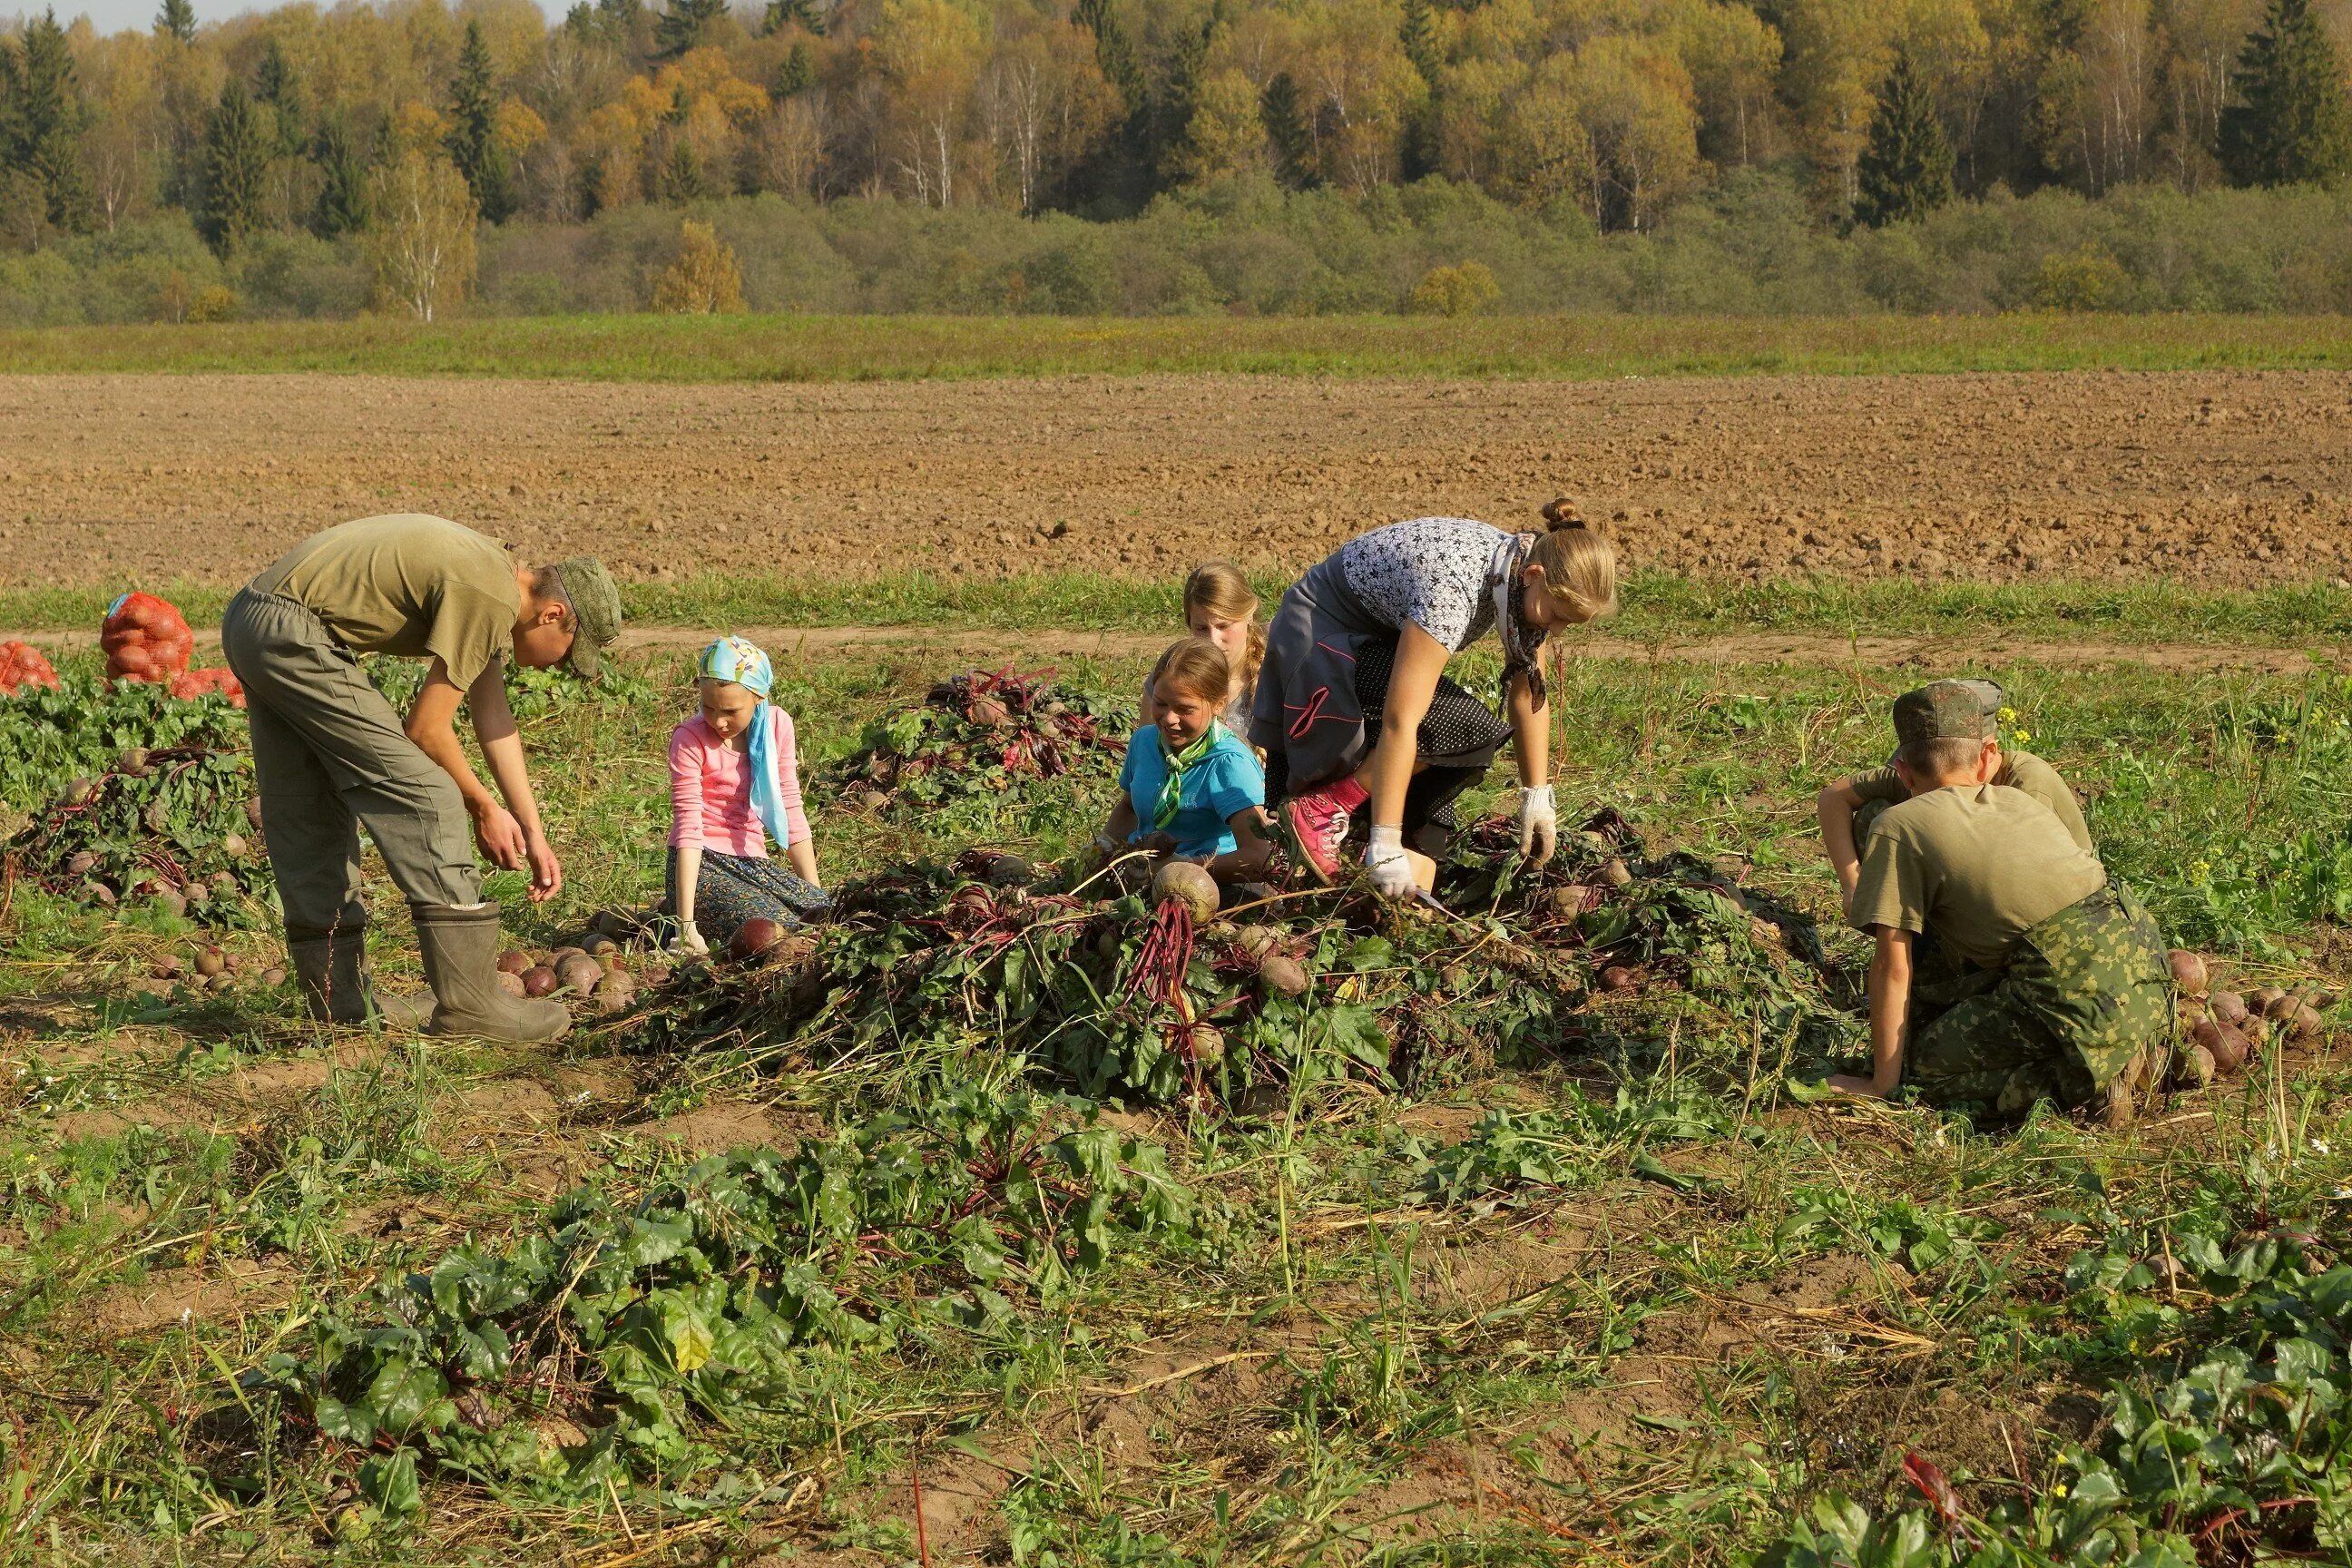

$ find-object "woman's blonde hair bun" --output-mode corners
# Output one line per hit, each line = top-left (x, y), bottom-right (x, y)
(1540, 496), (1592, 532)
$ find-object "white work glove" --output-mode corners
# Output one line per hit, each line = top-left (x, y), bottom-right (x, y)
(671, 919), (710, 957)
(1365, 825), (1417, 900)
(1517, 784), (1558, 865)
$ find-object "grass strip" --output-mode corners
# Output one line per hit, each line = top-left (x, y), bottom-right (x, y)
(6, 312), (2352, 382)
(5, 572), (2349, 648)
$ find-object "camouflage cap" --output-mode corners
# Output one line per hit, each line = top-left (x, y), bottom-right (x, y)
(551, 556), (622, 680)
(1891, 680), (2002, 749)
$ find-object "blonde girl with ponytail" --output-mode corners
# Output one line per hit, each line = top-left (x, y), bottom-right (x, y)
(1142, 562), (1266, 730)
(1250, 500), (1617, 898)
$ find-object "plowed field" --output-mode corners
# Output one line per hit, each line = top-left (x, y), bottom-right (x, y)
(5, 367), (2349, 589)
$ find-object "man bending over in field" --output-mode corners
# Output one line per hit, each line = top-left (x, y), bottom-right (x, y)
(1827, 682), (2170, 1126)
(1817, 678), (2092, 912)
(221, 514), (621, 1043)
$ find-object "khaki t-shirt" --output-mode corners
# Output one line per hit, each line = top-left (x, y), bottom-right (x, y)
(1852, 749), (2092, 854)
(1848, 784), (2107, 971)
(255, 514), (520, 690)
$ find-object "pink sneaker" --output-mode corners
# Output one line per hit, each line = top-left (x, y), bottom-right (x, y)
(1282, 781), (1360, 884)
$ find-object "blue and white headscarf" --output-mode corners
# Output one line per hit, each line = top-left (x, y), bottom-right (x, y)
(699, 635), (794, 850)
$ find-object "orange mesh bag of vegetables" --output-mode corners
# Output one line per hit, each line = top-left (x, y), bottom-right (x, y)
(103, 592), (195, 684)
(171, 667), (246, 708)
(0, 641), (59, 693)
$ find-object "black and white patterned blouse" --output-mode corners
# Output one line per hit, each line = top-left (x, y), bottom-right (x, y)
(1335, 516), (1515, 652)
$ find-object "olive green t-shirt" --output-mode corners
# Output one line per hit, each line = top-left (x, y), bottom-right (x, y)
(1848, 784), (2107, 971)
(1851, 749), (2092, 854)
(255, 514), (520, 690)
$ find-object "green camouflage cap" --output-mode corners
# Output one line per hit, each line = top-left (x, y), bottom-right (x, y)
(1891, 680), (2002, 750)
(551, 556), (622, 680)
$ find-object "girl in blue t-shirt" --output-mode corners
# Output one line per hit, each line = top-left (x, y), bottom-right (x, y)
(1096, 639), (1271, 882)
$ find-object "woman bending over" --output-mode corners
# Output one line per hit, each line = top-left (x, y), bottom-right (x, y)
(1253, 502), (1617, 898)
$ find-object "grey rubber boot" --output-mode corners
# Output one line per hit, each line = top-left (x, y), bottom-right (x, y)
(287, 922), (432, 1030)
(409, 902), (570, 1043)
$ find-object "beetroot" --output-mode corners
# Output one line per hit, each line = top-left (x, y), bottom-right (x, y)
(1600, 965), (1640, 995)
(1152, 861), (1220, 923)
(2193, 1018), (2250, 1075)
(730, 917), (784, 962)
(496, 950), (532, 975)
(1256, 954), (1308, 999)
(101, 592), (194, 684)
(522, 965), (559, 997)
(2209, 990), (2249, 1026)
(556, 956), (603, 994)
(0, 641), (58, 694)
(2249, 986), (2288, 1017)
(497, 971), (528, 999)
(193, 946), (226, 977)
(2167, 950), (2208, 997)
(2286, 1004), (2326, 1043)
(2174, 1044), (2217, 1091)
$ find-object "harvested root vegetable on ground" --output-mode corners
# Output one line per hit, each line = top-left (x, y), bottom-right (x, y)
(170, 668), (246, 708)
(522, 966), (559, 997)
(1601, 965), (1641, 995)
(2249, 986), (2288, 1016)
(101, 592), (195, 684)
(1256, 954), (1308, 999)
(2192, 1017), (2250, 1074)
(2168, 950), (2209, 996)
(828, 668), (1130, 811)
(1152, 860), (1220, 923)
(2210, 990), (2249, 1026)
(496, 951), (532, 976)
(0, 641), (58, 693)
(2175, 1044), (2218, 1089)
(557, 956), (604, 995)
(497, 971), (527, 999)
(729, 918), (784, 962)
(2286, 1004), (2327, 1043)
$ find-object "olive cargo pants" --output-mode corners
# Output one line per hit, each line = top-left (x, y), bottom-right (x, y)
(220, 588), (481, 936)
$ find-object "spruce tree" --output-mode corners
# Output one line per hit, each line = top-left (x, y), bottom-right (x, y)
(3, 11), (93, 233)
(1072, 0), (1154, 211)
(1854, 49), (1954, 227)
(2219, 0), (2352, 187)
(445, 19), (512, 222)
(1397, 0), (1443, 181)
(154, 0), (195, 44)
(1399, 0), (1440, 87)
(654, 0), (728, 59)
(312, 113), (369, 237)
(761, 0), (826, 38)
(254, 36), (305, 158)
(773, 42), (815, 98)
(1260, 72), (1319, 191)
(199, 79), (270, 253)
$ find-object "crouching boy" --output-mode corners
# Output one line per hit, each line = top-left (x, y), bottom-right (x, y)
(1818, 678), (2092, 910)
(1827, 682), (2170, 1124)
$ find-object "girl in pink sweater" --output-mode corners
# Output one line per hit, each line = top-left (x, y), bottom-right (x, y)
(667, 636), (829, 955)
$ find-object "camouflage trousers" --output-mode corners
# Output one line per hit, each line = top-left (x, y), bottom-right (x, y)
(1904, 884), (2172, 1118)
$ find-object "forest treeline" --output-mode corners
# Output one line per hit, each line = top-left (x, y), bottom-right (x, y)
(3, 0), (2351, 322)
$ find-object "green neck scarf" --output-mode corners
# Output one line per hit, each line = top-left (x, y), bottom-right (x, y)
(1152, 721), (1226, 831)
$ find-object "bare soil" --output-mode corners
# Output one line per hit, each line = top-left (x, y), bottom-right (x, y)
(5, 369), (2351, 589)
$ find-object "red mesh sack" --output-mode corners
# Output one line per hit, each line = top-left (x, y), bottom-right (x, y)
(0, 641), (59, 693)
(103, 592), (195, 684)
(171, 667), (246, 708)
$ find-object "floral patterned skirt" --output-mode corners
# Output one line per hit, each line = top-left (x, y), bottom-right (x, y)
(665, 847), (832, 940)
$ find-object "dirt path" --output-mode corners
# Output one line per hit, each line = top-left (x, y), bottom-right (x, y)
(618, 623), (2338, 676)
(13, 621), (2337, 675)
(5, 368), (2351, 592)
